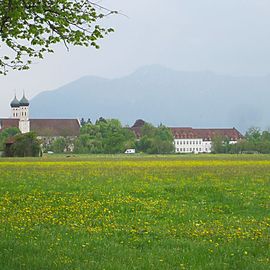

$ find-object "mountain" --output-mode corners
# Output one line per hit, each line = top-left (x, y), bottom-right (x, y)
(30, 65), (270, 132)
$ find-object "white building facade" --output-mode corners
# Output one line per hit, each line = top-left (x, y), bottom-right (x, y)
(174, 138), (211, 154)
(130, 120), (243, 154)
(171, 127), (242, 154)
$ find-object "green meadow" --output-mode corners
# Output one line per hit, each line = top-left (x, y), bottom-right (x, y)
(0, 155), (269, 269)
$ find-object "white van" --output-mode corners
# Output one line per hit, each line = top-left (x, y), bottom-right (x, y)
(124, 149), (136, 154)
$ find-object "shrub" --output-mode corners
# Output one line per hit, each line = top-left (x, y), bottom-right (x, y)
(4, 132), (41, 157)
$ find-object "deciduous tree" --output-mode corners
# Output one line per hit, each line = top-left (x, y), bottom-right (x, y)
(0, 127), (20, 150)
(75, 119), (136, 154)
(137, 123), (174, 154)
(0, 1), (116, 74)
(4, 132), (41, 157)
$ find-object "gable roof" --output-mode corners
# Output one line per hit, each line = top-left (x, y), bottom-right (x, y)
(130, 120), (243, 141)
(0, 118), (80, 137)
(171, 127), (243, 141)
(0, 119), (19, 131)
(30, 119), (80, 136)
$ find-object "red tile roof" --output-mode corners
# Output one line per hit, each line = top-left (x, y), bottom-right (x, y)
(30, 119), (80, 136)
(0, 119), (19, 131)
(131, 126), (143, 138)
(132, 119), (146, 128)
(171, 127), (243, 141)
(131, 119), (146, 138)
(0, 119), (80, 137)
(130, 120), (243, 141)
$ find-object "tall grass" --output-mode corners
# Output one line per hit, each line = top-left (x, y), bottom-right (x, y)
(0, 156), (269, 269)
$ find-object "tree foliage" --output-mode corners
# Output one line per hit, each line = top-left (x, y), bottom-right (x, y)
(75, 120), (174, 155)
(136, 123), (174, 154)
(0, 0), (116, 74)
(211, 135), (231, 154)
(238, 128), (270, 154)
(245, 127), (261, 145)
(0, 127), (20, 151)
(51, 137), (67, 153)
(4, 132), (41, 157)
(74, 119), (136, 154)
(213, 127), (270, 154)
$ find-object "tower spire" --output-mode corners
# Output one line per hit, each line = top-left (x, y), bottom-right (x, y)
(19, 91), (30, 133)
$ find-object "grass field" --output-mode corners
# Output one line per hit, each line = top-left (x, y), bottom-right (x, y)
(0, 155), (269, 269)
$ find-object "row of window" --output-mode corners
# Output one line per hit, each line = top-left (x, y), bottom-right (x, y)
(176, 148), (209, 152)
(13, 112), (27, 117)
(175, 140), (201, 145)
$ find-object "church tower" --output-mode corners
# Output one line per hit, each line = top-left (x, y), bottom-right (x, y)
(18, 93), (30, 133)
(10, 95), (20, 118)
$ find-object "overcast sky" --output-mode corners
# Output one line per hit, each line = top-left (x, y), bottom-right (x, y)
(1, 0), (270, 116)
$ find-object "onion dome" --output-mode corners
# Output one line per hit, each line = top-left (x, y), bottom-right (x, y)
(20, 93), (29, 106)
(10, 95), (20, 108)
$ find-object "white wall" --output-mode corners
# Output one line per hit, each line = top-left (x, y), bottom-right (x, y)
(12, 105), (30, 133)
(20, 106), (29, 121)
(19, 120), (30, 134)
(11, 107), (20, 119)
(174, 138), (212, 153)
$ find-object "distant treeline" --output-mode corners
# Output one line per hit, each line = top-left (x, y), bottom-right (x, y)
(50, 118), (174, 154)
(212, 127), (270, 154)
(1, 119), (270, 155)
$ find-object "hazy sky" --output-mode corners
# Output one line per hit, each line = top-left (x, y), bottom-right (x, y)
(1, 0), (270, 116)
